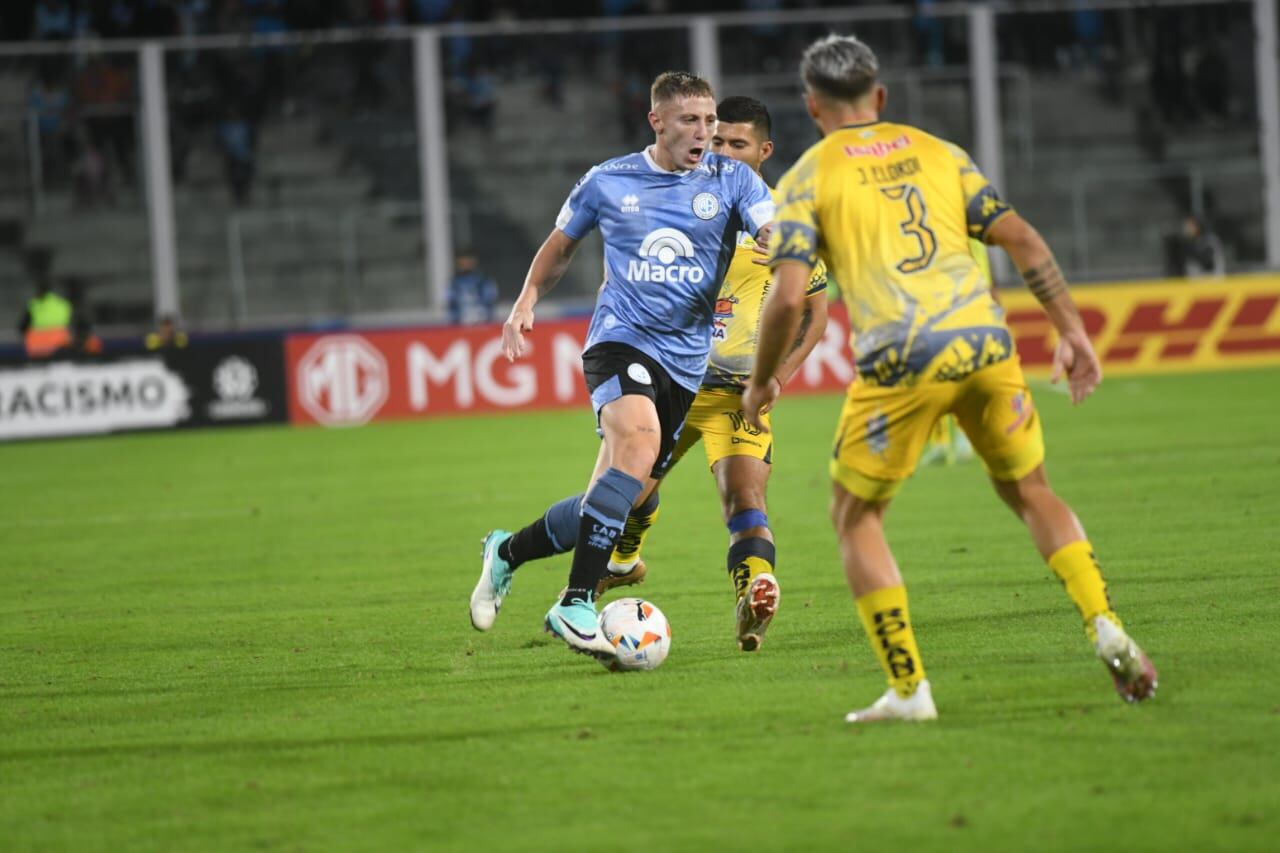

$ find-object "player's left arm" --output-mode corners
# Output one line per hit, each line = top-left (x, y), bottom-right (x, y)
(745, 157), (820, 430)
(744, 262), (811, 431)
(770, 273), (829, 389)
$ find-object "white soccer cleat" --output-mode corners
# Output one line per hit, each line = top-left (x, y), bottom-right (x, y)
(736, 572), (780, 652)
(469, 530), (514, 632)
(845, 679), (938, 723)
(1094, 616), (1158, 703)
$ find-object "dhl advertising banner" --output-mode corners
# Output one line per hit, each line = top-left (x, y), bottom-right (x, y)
(283, 274), (1280, 427)
(1001, 274), (1280, 377)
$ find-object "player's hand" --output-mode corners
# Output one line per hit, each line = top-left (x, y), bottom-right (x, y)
(751, 223), (773, 266)
(1051, 327), (1102, 405)
(502, 302), (535, 361)
(741, 376), (780, 433)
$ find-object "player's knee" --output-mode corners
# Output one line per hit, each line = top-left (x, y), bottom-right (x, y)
(993, 466), (1051, 514)
(609, 432), (660, 478)
(830, 489), (884, 531)
(723, 490), (766, 525)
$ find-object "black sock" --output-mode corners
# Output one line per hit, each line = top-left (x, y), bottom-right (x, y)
(502, 493), (583, 571)
(561, 469), (641, 605)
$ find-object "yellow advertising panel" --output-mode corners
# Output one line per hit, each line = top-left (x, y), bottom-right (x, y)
(1000, 274), (1280, 376)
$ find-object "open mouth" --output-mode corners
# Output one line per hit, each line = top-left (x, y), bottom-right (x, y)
(688, 147), (704, 161)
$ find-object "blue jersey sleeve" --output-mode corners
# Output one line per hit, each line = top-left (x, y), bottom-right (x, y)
(554, 167), (602, 240)
(734, 166), (775, 236)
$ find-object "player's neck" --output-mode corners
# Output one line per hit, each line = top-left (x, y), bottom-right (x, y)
(646, 143), (684, 172)
(817, 109), (879, 136)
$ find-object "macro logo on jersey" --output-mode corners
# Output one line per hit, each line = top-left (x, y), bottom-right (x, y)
(297, 335), (389, 426)
(628, 227), (704, 284)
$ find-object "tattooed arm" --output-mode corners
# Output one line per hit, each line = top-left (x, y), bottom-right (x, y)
(986, 213), (1101, 404)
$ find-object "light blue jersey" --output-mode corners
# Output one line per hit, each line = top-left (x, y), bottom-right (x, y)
(556, 148), (775, 392)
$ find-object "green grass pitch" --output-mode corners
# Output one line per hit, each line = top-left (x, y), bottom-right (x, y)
(2, 368), (1278, 851)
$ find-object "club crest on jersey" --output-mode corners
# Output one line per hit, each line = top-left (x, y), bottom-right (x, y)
(620, 194), (640, 214)
(627, 228), (704, 284)
(692, 192), (720, 220)
(627, 363), (652, 385)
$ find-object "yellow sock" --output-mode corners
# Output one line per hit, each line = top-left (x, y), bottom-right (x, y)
(726, 537), (776, 600)
(855, 585), (926, 698)
(1048, 540), (1121, 643)
(611, 504), (659, 566)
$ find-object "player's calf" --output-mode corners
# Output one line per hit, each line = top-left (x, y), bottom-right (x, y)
(725, 511), (778, 651)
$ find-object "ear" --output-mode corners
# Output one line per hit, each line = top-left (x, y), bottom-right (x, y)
(648, 109), (662, 134)
(804, 91), (820, 121)
(759, 139), (775, 164)
(874, 84), (887, 114)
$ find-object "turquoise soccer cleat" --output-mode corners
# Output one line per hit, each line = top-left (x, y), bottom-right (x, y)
(470, 530), (514, 631)
(544, 594), (616, 660)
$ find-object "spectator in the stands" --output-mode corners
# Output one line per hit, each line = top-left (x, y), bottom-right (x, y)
(33, 0), (73, 39)
(448, 250), (498, 326)
(73, 54), (136, 188)
(215, 103), (257, 204)
(1169, 215), (1225, 279)
(27, 68), (72, 179)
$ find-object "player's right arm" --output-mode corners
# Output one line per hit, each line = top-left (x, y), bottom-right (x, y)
(504, 166), (602, 361)
(986, 213), (1101, 405)
(503, 228), (582, 361)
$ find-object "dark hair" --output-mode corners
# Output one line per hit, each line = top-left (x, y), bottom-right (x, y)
(716, 96), (772, 139)
(800, 34), (880, 103)
(650, 71), (715, 107)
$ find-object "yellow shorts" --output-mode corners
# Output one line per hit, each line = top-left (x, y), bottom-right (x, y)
(830, 357), (1044, 501)
(673, 387), (773, 470)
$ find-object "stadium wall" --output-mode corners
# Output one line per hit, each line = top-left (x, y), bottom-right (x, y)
(2, 276), (1278, 441)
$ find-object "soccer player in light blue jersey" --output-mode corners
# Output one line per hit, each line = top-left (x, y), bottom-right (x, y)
(468, 71), (775, 662)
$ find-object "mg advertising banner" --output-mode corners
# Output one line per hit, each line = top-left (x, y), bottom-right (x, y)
(285, 275), (1280, 428)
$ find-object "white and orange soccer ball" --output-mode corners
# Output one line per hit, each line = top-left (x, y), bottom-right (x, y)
(599, 597), (671, 672)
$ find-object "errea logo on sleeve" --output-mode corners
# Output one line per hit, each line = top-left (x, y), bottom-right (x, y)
(625, 227), (705, 285)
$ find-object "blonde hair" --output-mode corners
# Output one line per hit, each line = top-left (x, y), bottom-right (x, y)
(650, 71), (715, 109)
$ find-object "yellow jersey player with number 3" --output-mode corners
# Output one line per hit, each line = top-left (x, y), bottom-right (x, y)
(607, 96), (829, 652)
(744, 35), (1157, 722)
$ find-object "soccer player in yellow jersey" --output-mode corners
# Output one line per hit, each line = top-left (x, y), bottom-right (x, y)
(744, 35), (1157, 721)
(607, 96), (829, 651)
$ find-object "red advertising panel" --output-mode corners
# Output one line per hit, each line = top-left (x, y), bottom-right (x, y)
(284, 316), (858, 427)
(286, 274), (1280, 427)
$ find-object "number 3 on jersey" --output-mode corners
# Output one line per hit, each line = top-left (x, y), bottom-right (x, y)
(881, 184), (937, 274)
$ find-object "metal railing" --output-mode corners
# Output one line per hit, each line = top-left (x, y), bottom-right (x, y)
(0, 0), (1271, 336)
(1068, 160), (1264, 278)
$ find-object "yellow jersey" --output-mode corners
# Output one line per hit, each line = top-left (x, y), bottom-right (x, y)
(771, 121), (1015, 387)
(705, 190), (828, 390)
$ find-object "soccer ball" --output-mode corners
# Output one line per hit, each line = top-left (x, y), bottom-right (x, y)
(599, 597), (671, 672)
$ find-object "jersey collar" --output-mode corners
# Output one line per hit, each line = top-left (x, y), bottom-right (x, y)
(643, 145), (690, 175)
